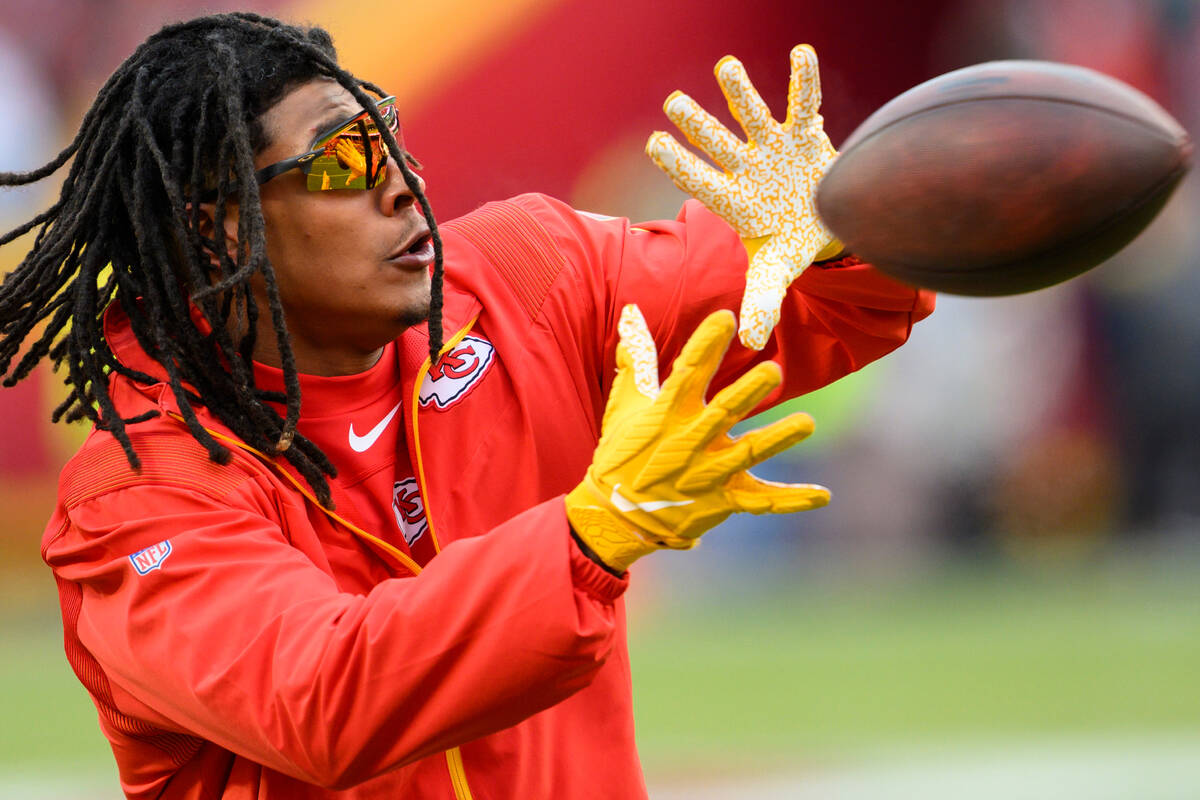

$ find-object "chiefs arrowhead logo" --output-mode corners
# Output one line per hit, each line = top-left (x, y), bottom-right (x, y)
(392, 478), (427, 546)
(419, 334), (495, 410)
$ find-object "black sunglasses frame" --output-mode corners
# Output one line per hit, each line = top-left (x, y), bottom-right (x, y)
(257, 95), (399, 189)
(198, 95), (399, 201)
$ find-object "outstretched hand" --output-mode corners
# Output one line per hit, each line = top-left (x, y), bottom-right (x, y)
(566, 305), (829, 573)
(646, 45), (841, 350)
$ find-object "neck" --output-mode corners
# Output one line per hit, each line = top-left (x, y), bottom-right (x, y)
(253, 335), (385, 377)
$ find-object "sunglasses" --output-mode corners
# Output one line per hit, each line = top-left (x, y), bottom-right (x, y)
(254, 95), (402, 192)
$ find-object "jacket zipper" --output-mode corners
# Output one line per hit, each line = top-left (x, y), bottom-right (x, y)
(408, 318), (480, 800)
(174, 316), (482, 800)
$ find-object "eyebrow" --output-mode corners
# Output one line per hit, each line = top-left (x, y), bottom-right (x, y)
(310, 106), (363, 143)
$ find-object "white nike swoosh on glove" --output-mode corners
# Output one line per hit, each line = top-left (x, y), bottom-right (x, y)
(610, 484), (694, 513)
(348, 401), (402, 452)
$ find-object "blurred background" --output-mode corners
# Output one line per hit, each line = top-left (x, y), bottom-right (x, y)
(1, 0), (1199, 797)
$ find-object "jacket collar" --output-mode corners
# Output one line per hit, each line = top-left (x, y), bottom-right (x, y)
(397, 272), (482, 377)
(103, 272), (482, 401)
(103, 301), (174, 385)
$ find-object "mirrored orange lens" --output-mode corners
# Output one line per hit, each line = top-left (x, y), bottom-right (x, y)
(304, 101), (401, 191)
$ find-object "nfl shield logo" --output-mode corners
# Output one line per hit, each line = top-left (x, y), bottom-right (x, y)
(129, 540), (173, 575)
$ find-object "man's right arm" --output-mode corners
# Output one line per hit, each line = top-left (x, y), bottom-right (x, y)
(45, 466), (623, 789)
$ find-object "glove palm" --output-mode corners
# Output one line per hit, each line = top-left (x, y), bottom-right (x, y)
(647, 45), (840, 350)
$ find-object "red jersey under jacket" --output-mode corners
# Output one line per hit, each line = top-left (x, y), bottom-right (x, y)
(42, 194), (935, 799)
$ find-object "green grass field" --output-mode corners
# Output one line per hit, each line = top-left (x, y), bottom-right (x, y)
(3, 551), (1199, 795)
(629, 552), (1200, 776)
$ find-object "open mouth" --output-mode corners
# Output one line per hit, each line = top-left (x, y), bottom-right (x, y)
(388, 230), (433, 263)
(403, 233), (433, 256)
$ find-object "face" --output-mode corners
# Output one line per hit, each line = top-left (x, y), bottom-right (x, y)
(233, 79), (434, 376)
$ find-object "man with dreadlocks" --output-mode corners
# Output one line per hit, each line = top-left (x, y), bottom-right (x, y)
(0, 12), (933, 800)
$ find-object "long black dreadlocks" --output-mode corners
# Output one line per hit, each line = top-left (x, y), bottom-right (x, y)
(0, 12), (445, 506)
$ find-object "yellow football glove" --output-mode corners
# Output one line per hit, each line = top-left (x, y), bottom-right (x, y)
(646, 44), (842, 351)
(565, 305), (830, 573)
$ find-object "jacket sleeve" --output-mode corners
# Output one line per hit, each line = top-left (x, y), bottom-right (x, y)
(43, 456), (625, 790)
(511, 193), (935, 407)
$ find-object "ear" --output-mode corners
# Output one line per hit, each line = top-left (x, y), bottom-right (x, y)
(186, 202), (241, 267)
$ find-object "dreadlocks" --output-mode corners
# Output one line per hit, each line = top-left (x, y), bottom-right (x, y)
(0, 12), (445, 506)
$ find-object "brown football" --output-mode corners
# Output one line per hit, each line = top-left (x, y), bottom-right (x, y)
(815, 60), (1192, 295)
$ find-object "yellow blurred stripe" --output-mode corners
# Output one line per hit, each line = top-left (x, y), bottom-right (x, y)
(286, 0), (563, 112)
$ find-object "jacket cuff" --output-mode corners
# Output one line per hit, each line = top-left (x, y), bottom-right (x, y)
(812, 253), (863, 268)
(568, 530), (629, 603)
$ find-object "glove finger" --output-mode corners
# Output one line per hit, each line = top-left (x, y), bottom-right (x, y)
(680, 360), (784, 454)
(738, 411), (817, 467)
(738, 244), (799, 350)
(663, 91), (745, 172)
(738, 288), (786, 352)
(632, 361), (783, 491)
(598, 342), (668, 474)
(786, 44), (824, 128)
(617, 311), (735, 486)
(715, 56), (777, 146)
(726, 471), (830, 514)
(676, 411), (815, 493)
(645, 131), (735, 214)
(737, 308), (780, 351)
(655, 309), (737, 417)
(749, 234), (808, 288)
(617, 304), (660, 400)
(708, 360), (782, 425)
(600, 341), (648, 437)
(600, 307), (658, 442)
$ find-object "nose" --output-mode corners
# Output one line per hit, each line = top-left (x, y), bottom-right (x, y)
(379, 156), (426, 216)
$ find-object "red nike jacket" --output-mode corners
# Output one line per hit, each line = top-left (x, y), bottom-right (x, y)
(42, 194), (935, 799)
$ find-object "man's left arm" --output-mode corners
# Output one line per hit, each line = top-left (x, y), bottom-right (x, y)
(519, 191), (933, 412)
(619, 202), (934, 407)
(525, 42), (932, 407)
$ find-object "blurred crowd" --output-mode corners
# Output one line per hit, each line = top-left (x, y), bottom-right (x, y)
(806, 0), (1200, 567)
(0, 0), (1196, 576)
